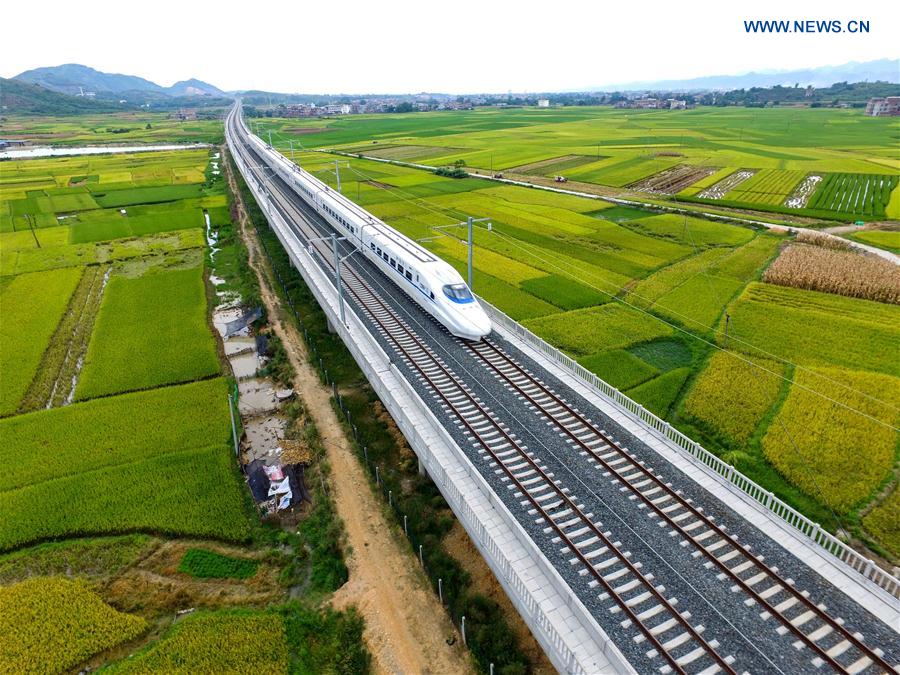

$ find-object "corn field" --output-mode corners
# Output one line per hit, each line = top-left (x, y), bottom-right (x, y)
(763, 244), (900, 304)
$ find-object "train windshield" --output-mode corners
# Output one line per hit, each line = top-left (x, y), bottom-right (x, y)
(442, 284), (474, 304)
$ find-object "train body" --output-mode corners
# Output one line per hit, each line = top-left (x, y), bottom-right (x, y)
(243, 120), (492, 340)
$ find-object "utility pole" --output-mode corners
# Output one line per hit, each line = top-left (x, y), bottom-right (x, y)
(268, 129), (273, 147)
(335, 160), (342, 192)
(428, 217), (491, 292)
(332, 234), (345, 324)
(289, 139), (294, 161)
(724, 312), (731, 347)
(26, 215), (40, 248)
(467, 216), (474, 289)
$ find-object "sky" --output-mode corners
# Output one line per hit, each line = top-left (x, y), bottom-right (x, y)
(3, 0), (897, 94)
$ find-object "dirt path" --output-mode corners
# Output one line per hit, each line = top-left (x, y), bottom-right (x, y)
(225, 150), (473, 675)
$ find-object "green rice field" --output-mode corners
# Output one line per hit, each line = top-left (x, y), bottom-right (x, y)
(282, 139), (899, 555)
(0, 146), (251, 552)
(257, 105), (900, 222)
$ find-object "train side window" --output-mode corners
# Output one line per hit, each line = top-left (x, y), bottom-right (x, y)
(405, 270), (412, 281)
(398, 264), (404, 274)
(382, 253), (388, 261)
(390, 258), (396, 267)
(370, 243), (376, 251)
(376, 247), (381, 255)
(430, 291), (435, 300)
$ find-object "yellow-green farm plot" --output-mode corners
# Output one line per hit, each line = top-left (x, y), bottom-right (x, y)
(724, 283), (900, 377)
(76, 265), (220, 399)
(105, 610), (289, 674)
(0, 576), (147, 674)
(0, 267), (82, 415)
(862, 488), (900, 558)
(681, 351), (787, 447)
(629, 235), (781, 331)
(523, 303), (673, 356)
(0, 379), (251, 551)
(762, 367), (899, 513)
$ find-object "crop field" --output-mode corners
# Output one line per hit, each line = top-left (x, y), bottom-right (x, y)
(0, 112), (224, 146)
(0, 267), (81, 415)
(624, 213), (756, 247)
(259, 106), (900, 225)
(846, 228), (900, 253)
(0, 378), (252, 551)
(523, 303), (674, 355)
(178, 548), (260, 579)
(0, 148), (252, 555)
(862, 488), (900, 558)
(76, 265), (220, 399)
(630, 164), (719, 194)
(724, 283), (900, 377)
(0, 576), (147, 674)
(628, 235), (781, 331)
(1, 378), (231, 491)
(806, 173), (899, 217)
(0, 444), (251, 551)
(722, 169), (805, 205)
(106, 609), (288, 674)
(0, 142), (376, 673)
(763, 243), (900, 304)
(762, 367), (899, 513)
(681, 351), (787, 447)
(279, 116), (898, 556)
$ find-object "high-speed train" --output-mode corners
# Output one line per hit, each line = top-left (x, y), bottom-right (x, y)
(237, 112), (492, 341)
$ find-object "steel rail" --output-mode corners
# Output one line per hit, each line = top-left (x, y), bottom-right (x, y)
(466, 337), (894, 675)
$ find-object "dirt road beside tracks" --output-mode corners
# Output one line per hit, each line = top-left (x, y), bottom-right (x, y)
(225, 149), (472, 674)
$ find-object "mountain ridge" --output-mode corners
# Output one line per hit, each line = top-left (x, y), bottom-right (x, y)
(14, 64), (225, 98)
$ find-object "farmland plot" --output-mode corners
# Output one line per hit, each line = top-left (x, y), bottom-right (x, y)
(1, 378), (232, 492)
(723, 169), (804, 206)
(763, 243), (900, 304)
(630, 164), (719, 194)
(724, 283), (900, 377)
(784, 174), (823, 208)
(0, 267), (82, 415)
(762, 367), (899, 513)
(698, 170), (757, 199)
(0, 577), (146, 674)
(76, 265), (220, 399)
(105, 610), (288, 674)
(509, 154), (600, 176)
(0, 445), (251, 551)
(681, 351), (786, 447)
(807, 173), (898, 217)
(523, 304), (673, 356)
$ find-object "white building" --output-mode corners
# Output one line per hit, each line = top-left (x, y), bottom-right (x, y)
(537, 98), (550, 108)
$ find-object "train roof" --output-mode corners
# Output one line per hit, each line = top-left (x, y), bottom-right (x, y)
(296, 164), (437, 265)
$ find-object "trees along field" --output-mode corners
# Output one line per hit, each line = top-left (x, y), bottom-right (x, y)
(286, 143), (899, 558)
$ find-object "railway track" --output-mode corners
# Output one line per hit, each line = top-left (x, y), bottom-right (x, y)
(463, 337), (895, 675)
(338, 268), (739, 675)
(230, 117), (898, 674)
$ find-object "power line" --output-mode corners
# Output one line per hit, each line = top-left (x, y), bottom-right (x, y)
(485, 226), (898, 431)
(285, 147), (899, 419)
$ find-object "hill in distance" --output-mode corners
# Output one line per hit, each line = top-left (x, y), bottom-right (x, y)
(0, 77), (131, 115)
(14, 64), (226, 98)
(594, 58), (900, 92)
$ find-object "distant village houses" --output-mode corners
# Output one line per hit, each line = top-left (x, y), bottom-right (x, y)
(865, 97), (900, 116)
(616, 98), (688, 110)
